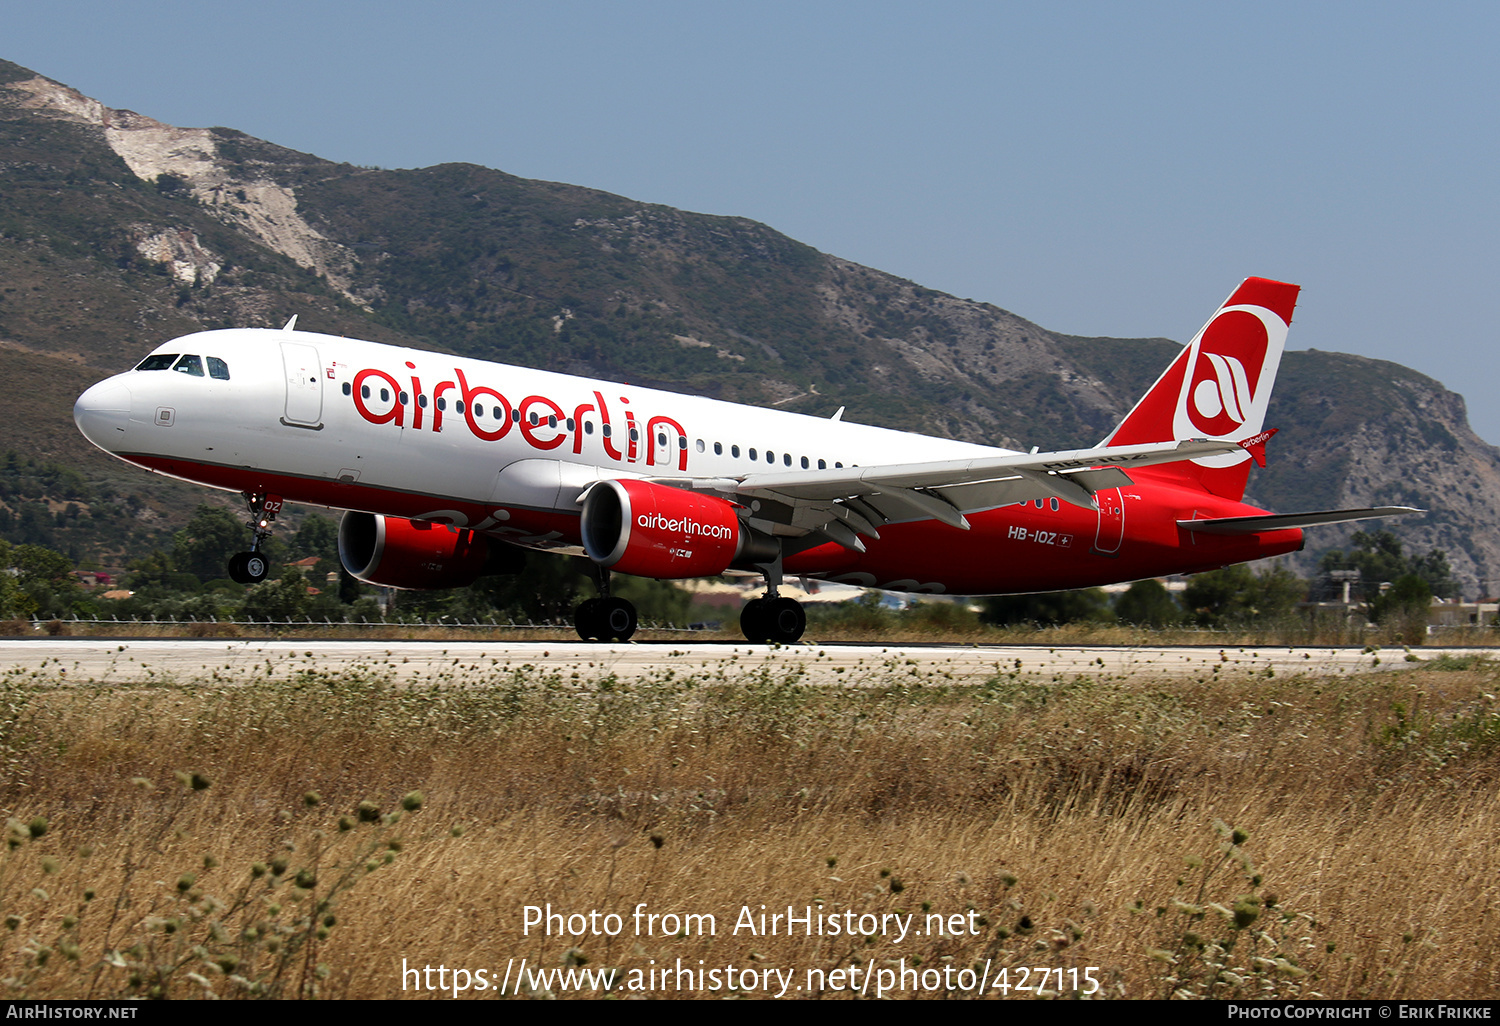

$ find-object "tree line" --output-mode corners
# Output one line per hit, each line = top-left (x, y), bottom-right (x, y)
(0, 500), (1461, 632)
(981, 531), (1456, 629)
(2, 505), (692, 626)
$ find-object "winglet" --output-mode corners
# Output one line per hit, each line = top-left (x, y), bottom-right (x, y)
(1238, 428), (1278, 468)
(282, 315), (299, 332)
(830, 406), (845, 422)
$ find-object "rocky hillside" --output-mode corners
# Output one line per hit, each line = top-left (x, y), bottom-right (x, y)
(3, 58), (1497, 595)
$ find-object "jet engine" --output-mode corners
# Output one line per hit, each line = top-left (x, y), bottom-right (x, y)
(338, 512), (522, 589)
(581, 479), (770, 578)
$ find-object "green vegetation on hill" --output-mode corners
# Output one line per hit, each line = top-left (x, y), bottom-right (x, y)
(301, 163), (844, 393)
(0, 450), (184, 567)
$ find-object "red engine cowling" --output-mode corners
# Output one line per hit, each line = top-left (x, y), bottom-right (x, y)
(581, 479), (745, 578)
(339, 512), (501, 589)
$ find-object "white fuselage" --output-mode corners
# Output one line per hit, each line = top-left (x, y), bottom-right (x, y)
(75, 327), (1004, 553)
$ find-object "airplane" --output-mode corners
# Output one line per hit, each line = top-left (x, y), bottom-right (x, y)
(73, 276), (1417, 643)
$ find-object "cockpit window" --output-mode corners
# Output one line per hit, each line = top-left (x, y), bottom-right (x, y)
(136, 354), (179, 371)
(207, 357), (230, 380)
(173, 355), (205, 377)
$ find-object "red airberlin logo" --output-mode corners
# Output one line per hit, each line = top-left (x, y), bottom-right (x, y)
(1185, 309), (1270, 436)
(346, 362), (691, 472)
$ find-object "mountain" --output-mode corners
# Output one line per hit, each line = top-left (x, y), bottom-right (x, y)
(3, 58), (1497, 596)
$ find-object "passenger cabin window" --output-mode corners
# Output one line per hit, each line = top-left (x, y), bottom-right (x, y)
(136, 354), (178, 371)
(172, 355), (204, 377)
(206, 357), (230, 380)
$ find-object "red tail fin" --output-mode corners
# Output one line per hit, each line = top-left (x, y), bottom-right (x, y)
(1102, 277), (1299, 500)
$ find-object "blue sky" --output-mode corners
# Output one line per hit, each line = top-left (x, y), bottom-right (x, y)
(7, 1), (1498, 440)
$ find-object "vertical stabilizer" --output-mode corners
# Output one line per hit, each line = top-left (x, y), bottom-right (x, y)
(1101, 277), (1299, 500)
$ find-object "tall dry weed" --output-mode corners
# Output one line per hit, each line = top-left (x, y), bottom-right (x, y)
(1, 654), (1497, 998)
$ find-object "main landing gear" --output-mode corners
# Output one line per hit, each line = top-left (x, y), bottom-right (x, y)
(575, 565), (637, 642)
(740, 596), (806, 645)
(570, 557), (807, 645)
(227, 492), (281, 585)
(739, 555), (806, 645)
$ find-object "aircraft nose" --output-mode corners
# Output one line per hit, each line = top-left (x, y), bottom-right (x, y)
(74, 379), (132, 451)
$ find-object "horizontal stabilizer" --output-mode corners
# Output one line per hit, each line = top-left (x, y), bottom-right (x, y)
(1177, 506), (1422, 536)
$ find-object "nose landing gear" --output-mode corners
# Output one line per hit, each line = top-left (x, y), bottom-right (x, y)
(227, 550), (269, 585)
(227, 492), (281, 585)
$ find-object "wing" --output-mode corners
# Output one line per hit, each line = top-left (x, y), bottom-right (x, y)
(636, 438), (1240, 554)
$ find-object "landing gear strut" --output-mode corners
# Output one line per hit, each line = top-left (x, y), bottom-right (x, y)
(740, 554), (806, 644)
(227, 492), (281, 585)
(575, 564), (637, 642)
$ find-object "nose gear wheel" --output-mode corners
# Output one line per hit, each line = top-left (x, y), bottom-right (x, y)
(227, 492), (280, 584)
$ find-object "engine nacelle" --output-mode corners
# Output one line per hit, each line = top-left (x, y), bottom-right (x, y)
(338, 512), (521, 590)
(581, 479), (753, 579)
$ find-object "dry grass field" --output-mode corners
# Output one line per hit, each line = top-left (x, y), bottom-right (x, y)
(1, 650), (1497, 1000)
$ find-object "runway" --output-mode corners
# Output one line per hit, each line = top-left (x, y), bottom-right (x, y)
(0, 638), (1458, 686)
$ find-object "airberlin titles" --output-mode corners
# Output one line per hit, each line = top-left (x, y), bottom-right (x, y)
(348, 361), (691, 472)
(636, 510), (736, 541)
